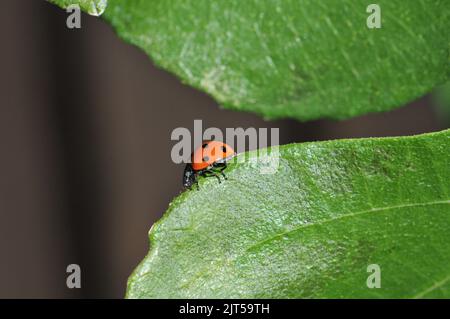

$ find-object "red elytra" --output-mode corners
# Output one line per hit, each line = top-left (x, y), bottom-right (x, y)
(191, 140), (235, 171)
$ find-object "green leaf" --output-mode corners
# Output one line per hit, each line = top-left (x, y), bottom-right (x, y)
(127, 130), (450, 298)
(50, 0), (107, 16)
(49, 0), (448, 121)
(433, 82), (450, 125)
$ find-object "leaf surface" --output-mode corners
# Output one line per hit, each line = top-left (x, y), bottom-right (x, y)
(127, 130), (450, 298)
(53, 0), (107, 16)
(49, 0), (449, 120)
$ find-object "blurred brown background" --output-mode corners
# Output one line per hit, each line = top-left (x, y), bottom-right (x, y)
(0, 1), (447, 298)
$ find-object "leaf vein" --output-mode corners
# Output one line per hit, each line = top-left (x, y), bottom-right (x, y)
(413, 274), (450, 299)
(246, 200), (450, 252)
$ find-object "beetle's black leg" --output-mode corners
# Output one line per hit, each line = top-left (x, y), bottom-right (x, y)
(216, 164), (228, 180)
(208, 162), (229, 181)
(213, 172), (222, 183)
(202, 170), (222, 183)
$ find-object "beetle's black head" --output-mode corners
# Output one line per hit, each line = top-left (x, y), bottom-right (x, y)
(183, 164), (196, 188)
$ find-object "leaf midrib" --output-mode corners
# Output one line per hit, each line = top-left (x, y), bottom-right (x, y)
(413, 274), (450, 299)
(137, 199), (450, 298)
(246, 199), (450, 252)
(139, 200), (449, 290)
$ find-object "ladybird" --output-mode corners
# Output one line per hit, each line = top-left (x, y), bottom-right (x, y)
(183, 140), (236, 189)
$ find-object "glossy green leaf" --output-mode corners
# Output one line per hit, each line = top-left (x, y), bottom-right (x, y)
(127, 130), (450, 298)
(50, 0), (107, 16)
(433, 82), (450, 124)
(50, 0), (448, 120)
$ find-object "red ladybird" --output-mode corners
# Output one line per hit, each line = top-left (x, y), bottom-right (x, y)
(183, 141), (236, 189)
